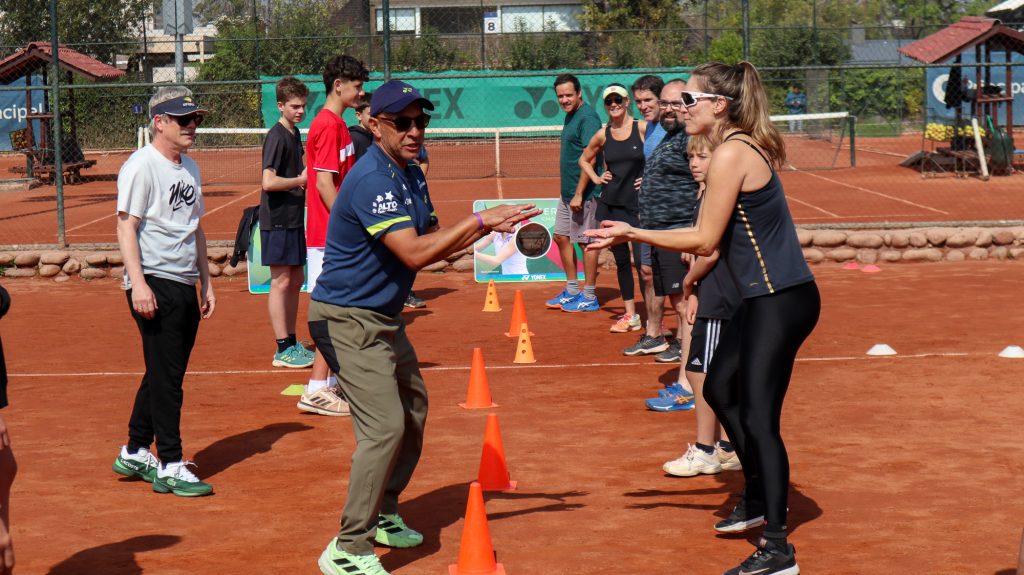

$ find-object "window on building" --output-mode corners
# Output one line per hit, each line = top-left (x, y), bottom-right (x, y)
(376, 8), (417, 34)
(501, 4), (581, 33)
(422, 6), (497, 34)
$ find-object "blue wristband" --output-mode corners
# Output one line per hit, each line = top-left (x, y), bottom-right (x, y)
(473, 211), (485, 231)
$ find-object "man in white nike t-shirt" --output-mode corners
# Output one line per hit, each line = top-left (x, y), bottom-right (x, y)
(111, 86), (216, 497)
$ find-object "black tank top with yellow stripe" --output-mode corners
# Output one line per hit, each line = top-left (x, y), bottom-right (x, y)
(718, 132), (814, 299)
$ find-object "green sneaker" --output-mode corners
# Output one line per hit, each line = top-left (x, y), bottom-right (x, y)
(318, 538), (390, 575)
(374, 513), (423, 548)
(112, 445), (159, 483)
(272, 344), (314, 369)
(152, 460), (213, 497)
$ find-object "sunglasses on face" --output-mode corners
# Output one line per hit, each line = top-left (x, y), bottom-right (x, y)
(680, 91), (734, 108)
(167, 114), (203, 127)
(377, 114), (430, 132)
(604, 95), (625, 106)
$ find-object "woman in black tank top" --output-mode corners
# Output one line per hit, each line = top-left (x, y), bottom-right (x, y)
(579, 84), (648, 333)
(586, 62), (819, 575)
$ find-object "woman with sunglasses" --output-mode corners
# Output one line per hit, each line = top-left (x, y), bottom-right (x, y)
(578, 84), (648, 333)
(586, 62), (819, 575)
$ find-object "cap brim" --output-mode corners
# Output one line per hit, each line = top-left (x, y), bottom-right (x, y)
(166, 107), (210, 116)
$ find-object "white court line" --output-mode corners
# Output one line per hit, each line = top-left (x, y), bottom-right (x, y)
(795, 171), (950, 215)
(786, 195), (842, 218)
(66, 188), (261, 236)
(4, 351), (975, 378)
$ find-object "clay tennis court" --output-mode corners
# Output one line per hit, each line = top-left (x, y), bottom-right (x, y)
(3, 259), (1023, 574)
(2, 132), (1024, 247)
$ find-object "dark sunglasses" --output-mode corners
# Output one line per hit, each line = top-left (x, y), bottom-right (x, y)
(377, 114), (430, 132)
(604, 95), (625, 106)
(167, 114), (204, 127)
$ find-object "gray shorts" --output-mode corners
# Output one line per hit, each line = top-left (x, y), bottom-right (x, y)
(553, 198), (598, 244)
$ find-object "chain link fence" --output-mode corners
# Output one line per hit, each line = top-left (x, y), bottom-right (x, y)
(2, 0), (1023, 248)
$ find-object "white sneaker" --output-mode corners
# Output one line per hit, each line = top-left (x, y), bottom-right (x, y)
(298, 386), (350, 417)
(716, 442), (743, 471)
(663, 444), (723, 477)
(112, 445), (160, 482)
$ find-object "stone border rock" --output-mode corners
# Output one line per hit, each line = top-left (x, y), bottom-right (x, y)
(2, 227), (1024, 281)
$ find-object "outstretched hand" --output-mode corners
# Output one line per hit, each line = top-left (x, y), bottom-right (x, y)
(583, 220), (631, 251)
(479, 203), (541, 233)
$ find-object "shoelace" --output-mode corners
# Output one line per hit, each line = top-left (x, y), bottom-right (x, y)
(167, 460), (201, 482)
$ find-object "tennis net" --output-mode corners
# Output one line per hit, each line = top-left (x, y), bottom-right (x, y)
(135, 112), (852, 185)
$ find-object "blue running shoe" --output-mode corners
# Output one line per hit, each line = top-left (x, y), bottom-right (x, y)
(545, 289), (577, 309)
(657, 382), (691, 399)
(561, 294), (599, 313)
(645, 390), (695, 412)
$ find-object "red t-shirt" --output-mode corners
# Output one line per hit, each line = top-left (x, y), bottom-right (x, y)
(305, 108), (355, 248)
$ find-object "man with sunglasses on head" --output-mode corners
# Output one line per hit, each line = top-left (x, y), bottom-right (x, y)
(626, 80), (701, 407)
(310, 80), (538, 575)
(112, 86), (215, 497)
(546, 73), (604, 313)
(299, 55), (370, 417)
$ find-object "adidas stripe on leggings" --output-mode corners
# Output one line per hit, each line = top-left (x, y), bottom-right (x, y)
(703, 280), (820, 537)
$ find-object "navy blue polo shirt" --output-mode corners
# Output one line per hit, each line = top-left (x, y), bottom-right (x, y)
(311, 145), (433, 315)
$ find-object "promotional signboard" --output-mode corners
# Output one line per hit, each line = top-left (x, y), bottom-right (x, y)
(0, 77), (45, 152)
(260, 68), (690, 130)
(471, 198), (583, 283)
(247, 219), (308, 294)
(926, 52), (1024, 125)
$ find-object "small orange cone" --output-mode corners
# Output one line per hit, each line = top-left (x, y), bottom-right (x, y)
(482, 280), (501, 312)
(478, 413), (517, 491)
(460, 348), (498, 409)
(504, 290), (534, 337)
(448, 481), (507, 575)
(512, 322), (535, 364)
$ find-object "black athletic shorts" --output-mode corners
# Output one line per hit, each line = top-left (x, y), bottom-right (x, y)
(260, 228), (306, 267)
(650, 246), (687, 297)
(685, 317), (727, 374)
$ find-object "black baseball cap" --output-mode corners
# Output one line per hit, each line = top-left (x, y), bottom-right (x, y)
(370, 80), (434, 117)
(150, 95), (210, 119)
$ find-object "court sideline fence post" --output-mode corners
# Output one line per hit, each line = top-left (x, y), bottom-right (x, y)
(49, 0), (66, 247)
(849, 114), (857, 168)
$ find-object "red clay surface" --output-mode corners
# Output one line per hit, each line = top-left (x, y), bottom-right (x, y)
(2, 133), (1024, 248)
(2, 261), (1023, 574)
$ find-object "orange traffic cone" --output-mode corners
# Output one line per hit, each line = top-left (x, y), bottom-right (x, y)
(482, 280), (501, 312)
(478, 413), (517, 491)
(448, 481), (507, 575)
(460, 348), (498, 409)
(504, 290), (534, 337)
(512, 322), (535, 364)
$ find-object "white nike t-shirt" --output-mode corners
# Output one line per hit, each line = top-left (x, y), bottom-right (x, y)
(116, 144), (205, 288)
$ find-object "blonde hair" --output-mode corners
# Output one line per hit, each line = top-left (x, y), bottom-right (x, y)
(690, 61), (786, 168)
(148, 86), (193, 140)
(687, 133), (715, 155)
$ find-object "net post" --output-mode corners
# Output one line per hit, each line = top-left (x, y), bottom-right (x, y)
(848, 114), (856, 168)
(495, 129), (501, 177)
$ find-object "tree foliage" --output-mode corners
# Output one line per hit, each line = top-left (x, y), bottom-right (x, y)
(579, 0), (689, 31)
(197, 0), (354, 80)
(0, 0), (149, 63)
(502, 19), (585, 70)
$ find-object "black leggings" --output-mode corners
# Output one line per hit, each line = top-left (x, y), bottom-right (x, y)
(703, 281), (820, 537)
(596, 202), (644, 301)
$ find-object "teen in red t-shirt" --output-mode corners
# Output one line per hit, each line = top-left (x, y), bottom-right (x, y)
(301, 54), (369, 416)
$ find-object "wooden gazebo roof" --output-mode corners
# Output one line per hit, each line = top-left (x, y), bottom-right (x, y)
(0, 42), (124, 82)
(898, 17), (1024, 63)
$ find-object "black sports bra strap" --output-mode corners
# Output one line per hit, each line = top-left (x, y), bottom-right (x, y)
(724, 130), (773, 171)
